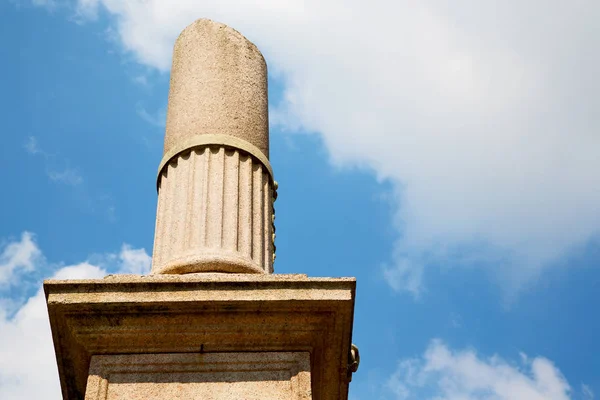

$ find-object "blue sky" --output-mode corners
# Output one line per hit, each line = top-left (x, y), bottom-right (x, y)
(1, 1), (599, 399)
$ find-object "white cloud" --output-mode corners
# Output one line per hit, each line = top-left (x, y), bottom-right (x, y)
(0, 232), (41, 286)
(387, 339), (584, 400)
(0, 233), (151, 399)
(40, 1), (600, 296)
(118, 244), (152, 274)
(74, 0), (99, 19)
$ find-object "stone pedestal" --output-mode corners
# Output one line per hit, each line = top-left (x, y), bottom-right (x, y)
(45, 274), (356, 400)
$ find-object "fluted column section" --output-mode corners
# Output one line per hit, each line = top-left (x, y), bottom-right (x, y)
(152, 146), (274, 274)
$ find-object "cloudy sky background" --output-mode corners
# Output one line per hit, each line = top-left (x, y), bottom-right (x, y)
(1, 0), (599, 398)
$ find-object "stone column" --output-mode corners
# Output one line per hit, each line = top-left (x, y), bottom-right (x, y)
(45, 19), (359, 400)
(151, 19), (276, 275)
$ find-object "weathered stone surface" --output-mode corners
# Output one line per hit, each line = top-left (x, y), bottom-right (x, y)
(45, 274), (356, 400)
(164, 18), (269, 162)
(153, 19), (275, 275)
(85, 352), (312, 400)
(153, 147), (274, 275)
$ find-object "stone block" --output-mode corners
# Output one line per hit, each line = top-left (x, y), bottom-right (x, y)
(45, 273), (356, 400)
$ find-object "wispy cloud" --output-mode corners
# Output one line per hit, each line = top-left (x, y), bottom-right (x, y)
(74, 0), (100, 20)
(47, 168), (84, 186)
(582, 384), (595, 400)
(136, 103), (166, 127)
(23, 137), (117, 220)
(24, 136), (83, 186)
(30, 0), (57, 8)
(133, 75), (149, 87)
(383, 256), (423, 299)
(24, 136), (42, 155)
(0, 232), (41, 287)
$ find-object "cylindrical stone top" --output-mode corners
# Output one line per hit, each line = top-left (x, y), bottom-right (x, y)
(164, 19), (269, 160)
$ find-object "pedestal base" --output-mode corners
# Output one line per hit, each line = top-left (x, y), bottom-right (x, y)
(45, 274), (356, 400)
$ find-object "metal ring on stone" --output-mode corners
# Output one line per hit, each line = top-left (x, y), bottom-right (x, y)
(156, 134), (275, 191)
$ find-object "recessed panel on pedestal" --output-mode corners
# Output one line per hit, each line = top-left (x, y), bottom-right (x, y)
(85, 352), (311, 400)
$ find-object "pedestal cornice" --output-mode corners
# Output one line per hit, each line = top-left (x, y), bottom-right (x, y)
(44, 274), (356, 400)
